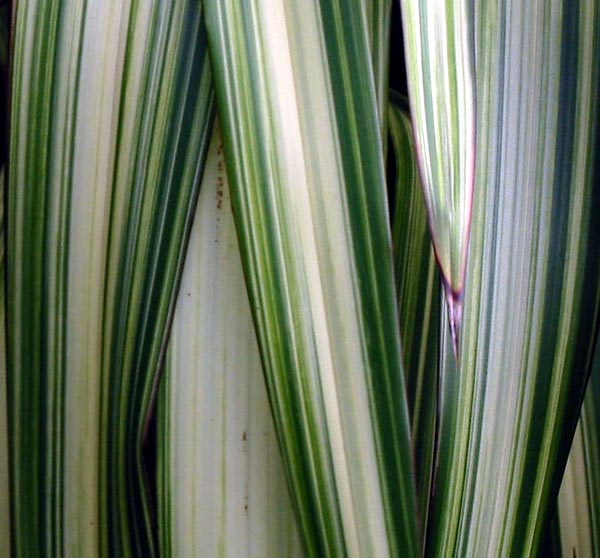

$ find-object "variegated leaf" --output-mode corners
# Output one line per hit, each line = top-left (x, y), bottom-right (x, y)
(425, 1), (600, 555)
(204, 1), (418, 555)
(158, 123), (303, 558)
(8, 2), (213, 555)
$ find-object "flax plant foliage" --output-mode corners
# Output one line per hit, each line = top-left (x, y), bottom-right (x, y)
(1, 1), (599, 557)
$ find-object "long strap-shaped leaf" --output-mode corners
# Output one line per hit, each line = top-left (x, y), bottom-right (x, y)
(426, 1), (600, 555)
(158, 123), (303, 558)
(388, 98), (440, 541)
(399, 0), (476, 348)
(98, 5), (213, 556)
(204, 1), (418, 556)
(8, 2), (213, 556)
(0, 4), (9, 556)
(556, 349), (600, 557)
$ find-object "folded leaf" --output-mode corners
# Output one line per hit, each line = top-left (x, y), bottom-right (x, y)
(8, 1), (213, 555)
(399, 0), (476, 350)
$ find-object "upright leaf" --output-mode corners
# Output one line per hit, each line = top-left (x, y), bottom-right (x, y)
(388, 97), (440, 539)
(8, 1), (213, 556)
(157, 124), (303, 558)
(426, 1), (600, 555)
(204, 1), (418, 556)
(399, 0), (476, 349)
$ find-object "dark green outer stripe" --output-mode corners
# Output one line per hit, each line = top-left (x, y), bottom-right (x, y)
(99, 3), (162, 553)
(7, 3), (40, 554)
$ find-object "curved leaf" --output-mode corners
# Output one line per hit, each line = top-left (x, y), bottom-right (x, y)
(204, 1), (418, 555)
(7, 2), (214, 555)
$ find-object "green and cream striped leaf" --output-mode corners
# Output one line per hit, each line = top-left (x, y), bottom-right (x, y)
(556, 349), (600, 557)
(158, 123), (303, 558)
(204, 1), (418, 556)
(399, 0), (476, 345)
(425, 1), (600, 555)
(8, 1), (213, 556)
(388, 98), (440, 540)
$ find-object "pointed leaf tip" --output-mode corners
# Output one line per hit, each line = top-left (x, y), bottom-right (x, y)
(445, 287), (463, 362)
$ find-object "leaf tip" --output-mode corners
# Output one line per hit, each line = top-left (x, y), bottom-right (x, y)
(445, 287), (463, 362)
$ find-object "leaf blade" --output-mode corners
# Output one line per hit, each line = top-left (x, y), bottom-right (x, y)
(388, 99), (440, 543)
(204, 1), (418, 555)
(424, 1), (600, 555)
(7, 2), (214, 555)
(157, 123), (303, 558)
(399, 0), (476, 347)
